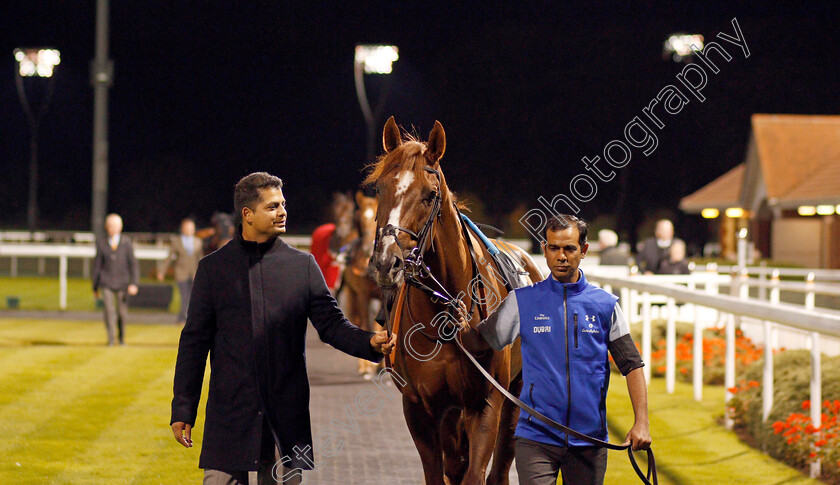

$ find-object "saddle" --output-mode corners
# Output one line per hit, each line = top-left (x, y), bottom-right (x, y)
(459, 214), (531, 293)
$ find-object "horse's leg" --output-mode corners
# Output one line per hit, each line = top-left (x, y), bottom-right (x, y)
(486, 372), (522, 485)
(460, 390), (505, 485)
(404, 396), (446, 485)
(344, 284), (368, 376)
(440, 408), (468, 485)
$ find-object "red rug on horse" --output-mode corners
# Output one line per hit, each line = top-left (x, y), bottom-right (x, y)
(310, 223), (340, 290)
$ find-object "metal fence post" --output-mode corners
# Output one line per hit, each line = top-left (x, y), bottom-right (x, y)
(642, 291), (652, 386)
(59, 253), (67, 310)
(666, 297), (676, 394)
(693, 300), (704, 402)
(810, 331), (822, 479)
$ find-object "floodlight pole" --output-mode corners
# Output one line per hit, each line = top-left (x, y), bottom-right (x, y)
(91, 0), (113, 236)
(354, 58), (377, 165)
(354, 45), (398, 165)
(15, 57), (58, 231)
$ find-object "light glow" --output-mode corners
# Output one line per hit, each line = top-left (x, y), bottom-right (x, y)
(701, 208), (719, 219)
(355, 45), (399, 74)
(816, 205), (835, 215)
(13, 48), (61, 77)
(725, 207), (744, 218)
(797, 206), (817, 216)
(664, 33), (704, 61)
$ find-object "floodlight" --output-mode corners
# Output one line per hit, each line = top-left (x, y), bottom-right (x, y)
(663, 34), (704, 62)
(14, 48), (61, 77)
(355, 45), (399, 74)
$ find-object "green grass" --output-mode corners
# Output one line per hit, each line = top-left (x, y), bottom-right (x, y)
(0, 276), (180, 313)
(0, 318), (822, 484)
(603, 375), (820, 484)
(0, 319), (205, 484)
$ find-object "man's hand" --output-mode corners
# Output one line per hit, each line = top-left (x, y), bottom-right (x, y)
(156, 271), (165, 282)
(127, 284), (139, 296)
(171, 421), (193, 448)
(623, 422), (651, 451)
(370, 330), (397, 355)
(454, 299), (472, 331)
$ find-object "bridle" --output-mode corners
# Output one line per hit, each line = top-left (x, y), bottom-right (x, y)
(374, 166), (455, 305)
(372, 166), (658, 485)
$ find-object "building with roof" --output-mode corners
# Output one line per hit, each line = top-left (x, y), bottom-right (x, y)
(680, 114), (840, 268)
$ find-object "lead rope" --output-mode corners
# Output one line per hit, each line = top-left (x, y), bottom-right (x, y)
(384, 283), (408, 370)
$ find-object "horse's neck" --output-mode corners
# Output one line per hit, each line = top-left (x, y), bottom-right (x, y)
(351, 230), (375, 269)
(424, 199), (474, 297)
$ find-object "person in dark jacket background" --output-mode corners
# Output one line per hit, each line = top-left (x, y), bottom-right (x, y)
(636, 218), (683, 275)
(92, 213), (139, 346)
(170, 172), (395, 485)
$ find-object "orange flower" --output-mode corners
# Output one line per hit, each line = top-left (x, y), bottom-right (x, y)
(802, 400), (811, 410)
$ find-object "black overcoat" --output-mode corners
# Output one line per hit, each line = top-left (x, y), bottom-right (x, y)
(171, 230), (381, 471)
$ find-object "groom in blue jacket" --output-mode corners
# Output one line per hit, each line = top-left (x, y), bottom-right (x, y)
(460, 214), (650, 485)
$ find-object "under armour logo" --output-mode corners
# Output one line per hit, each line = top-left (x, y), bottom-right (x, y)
(584, 314), (596, 322)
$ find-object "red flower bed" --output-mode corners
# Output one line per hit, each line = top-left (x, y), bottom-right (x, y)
(770, 399), (840, 476)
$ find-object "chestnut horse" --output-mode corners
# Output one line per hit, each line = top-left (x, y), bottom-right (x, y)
(342, 191), (384, 378)
(367, 117), (543, 485)
(310, 193), (356, 291)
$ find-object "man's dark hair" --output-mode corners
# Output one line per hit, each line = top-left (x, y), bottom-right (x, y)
(234, 172), (283, 222)
(543, 214), (588, 247)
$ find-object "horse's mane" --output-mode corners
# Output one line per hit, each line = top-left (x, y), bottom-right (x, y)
(363, 135), (467, 211)
(363, 135), (426, 186)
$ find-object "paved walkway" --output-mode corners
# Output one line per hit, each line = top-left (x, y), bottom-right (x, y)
(303, 327), (521, 484)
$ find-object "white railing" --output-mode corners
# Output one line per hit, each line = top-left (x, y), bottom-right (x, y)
(0, 244), (169, 310)
(0, 235), (318, 310)
(588, 270), (840, 479)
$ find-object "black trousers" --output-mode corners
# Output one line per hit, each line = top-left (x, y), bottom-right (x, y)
(515, 437), (608, 485)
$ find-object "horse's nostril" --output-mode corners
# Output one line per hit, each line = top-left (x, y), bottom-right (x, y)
(392, 258), (403, 271)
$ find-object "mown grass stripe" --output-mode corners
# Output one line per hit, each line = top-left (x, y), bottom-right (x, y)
(0, 348), (100, 407)
(0, 348), (168, 481)
(0, 319), (105, 347)
(48, 358), (208, 484)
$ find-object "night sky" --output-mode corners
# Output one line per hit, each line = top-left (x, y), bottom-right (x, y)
(1, 1), (838, 249)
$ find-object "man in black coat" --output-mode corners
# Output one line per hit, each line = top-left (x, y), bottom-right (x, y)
(92, 213), (139, 346)
(636, 219), (684, 275)
(171, 172), (395, 484)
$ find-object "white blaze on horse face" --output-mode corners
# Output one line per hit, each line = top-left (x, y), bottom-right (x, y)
(394, 170), (414, 198)
(363, 208), (374, 221)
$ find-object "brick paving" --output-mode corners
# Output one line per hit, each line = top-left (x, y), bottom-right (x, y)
(302, 326), (520, 484)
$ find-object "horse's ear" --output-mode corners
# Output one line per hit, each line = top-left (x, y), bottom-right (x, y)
(354, 190), (365, 207)
(427, 120), (446, 163)
(383, 116), (401, 153)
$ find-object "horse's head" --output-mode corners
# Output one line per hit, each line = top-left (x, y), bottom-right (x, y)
(330, 192), (356, 250)
(354, 191), (378, 251)
(366, 116), (447, 288)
